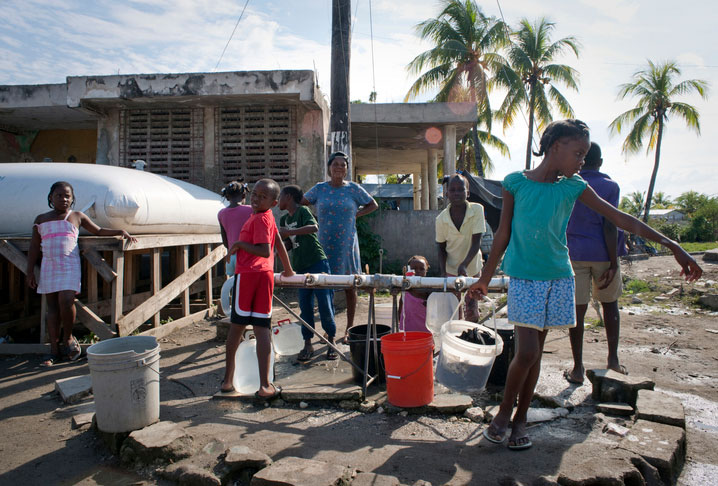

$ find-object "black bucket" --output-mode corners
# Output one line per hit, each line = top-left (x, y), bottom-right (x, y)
(488, 319), (515, 386)
(347, 324), (392, 384)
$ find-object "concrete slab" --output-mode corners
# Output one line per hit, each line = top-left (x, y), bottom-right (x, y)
(587, 369), (654, 406)
(636, 389), (686, 428)
(596, 402), (634, 417)
(620, 419), (686, 484)
(54, 375), (92, 404)
(251, 456), (350, 486)
(351, 472), (401, 486)
(703, 248), (718, 262)
(557, 447), (645, 485)
(120, 421), (194, 465)
(72, 412), (94, 429)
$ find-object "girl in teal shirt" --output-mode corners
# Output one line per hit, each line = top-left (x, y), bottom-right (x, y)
(470, 119), (702, 451)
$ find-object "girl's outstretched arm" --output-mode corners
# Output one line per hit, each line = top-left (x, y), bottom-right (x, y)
(469, 189), (514, 298)
(578, 186), (702, 281)
(78, 212), (137, 243)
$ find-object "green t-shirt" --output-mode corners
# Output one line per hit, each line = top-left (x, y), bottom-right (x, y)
(279, 206), (327, 272)
(500, 171), (587, 280)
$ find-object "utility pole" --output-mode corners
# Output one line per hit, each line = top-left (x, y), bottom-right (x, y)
(330, 0), (351, 179)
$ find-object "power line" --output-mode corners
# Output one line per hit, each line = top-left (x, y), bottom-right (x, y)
(213, 0), (251, 72)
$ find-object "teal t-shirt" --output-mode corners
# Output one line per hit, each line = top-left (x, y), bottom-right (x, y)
(279, 206), (327, 273)
(501, 171), (587, 280)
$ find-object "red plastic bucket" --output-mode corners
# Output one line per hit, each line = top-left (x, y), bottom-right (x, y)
(381, 331), (434, 408)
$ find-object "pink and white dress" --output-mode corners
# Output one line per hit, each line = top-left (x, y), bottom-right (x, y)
(36, 211), (81, 294)
(399, 292), (429, 333)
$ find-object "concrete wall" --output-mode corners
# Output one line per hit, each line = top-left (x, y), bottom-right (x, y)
(296, 104), (329, 191)
(367, 209), (441, 274)
(96, 109), (120, 166)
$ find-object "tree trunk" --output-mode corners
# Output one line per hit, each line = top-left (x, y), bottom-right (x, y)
(525, 84), (536, 170)
(643, 117), (664, 223)
(472, 123), (484, 177)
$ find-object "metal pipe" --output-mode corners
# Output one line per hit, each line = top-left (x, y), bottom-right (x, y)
(275, 273), (508, 291)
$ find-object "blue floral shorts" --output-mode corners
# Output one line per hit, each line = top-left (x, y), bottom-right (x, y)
(507, 277), (576, 330)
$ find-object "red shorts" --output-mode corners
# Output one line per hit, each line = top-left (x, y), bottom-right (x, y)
(230, 270), (274, 327)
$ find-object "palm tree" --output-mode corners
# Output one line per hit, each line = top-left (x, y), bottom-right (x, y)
(675, 190), (710, 217)
(405, 0), (508, 176)
(609, 60), (709, 222)
(619, 191), (645, 217)
(651, 191), (672, 209)
(493, 18), (581, 169)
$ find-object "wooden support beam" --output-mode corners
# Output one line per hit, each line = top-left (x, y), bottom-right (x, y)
(82, 248), (117, 283)
(204, 244), (213, 308)
(115, 245), (225, 336)
(86, 261), (98, 304)
(151, 247), (161, 328)
(124, 252), (135, 295)
(0, 343), (91, 355)
(110, 250), (124, 332)
(0, 239), (40, 276)
(74, 300), (116, 340)
(139, 307), (216, 340)
(179, 246), (190, 318)
(0, 314), (42, 334)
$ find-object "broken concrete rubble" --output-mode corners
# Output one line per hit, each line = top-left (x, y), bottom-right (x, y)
(119, 421), (194, 465)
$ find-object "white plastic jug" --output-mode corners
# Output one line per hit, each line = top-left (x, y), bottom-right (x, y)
(426, 292), (458, 349)
(272, 319), (304, 356)
(232, 338), (276, 395)
(220, 277), (234, 316)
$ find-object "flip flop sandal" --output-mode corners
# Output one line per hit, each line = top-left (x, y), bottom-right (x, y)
(297, 348), (314, 362)
(507, 435), (533, 451)
(254, 385), (282, 401)
(40, 355), (59, 368)
(67, 339), (82, 361)
(326, 348), (338, 360)
(482, 424), (507, 444)
(563, 369), (584, 385)
(219, 385), (236, 395)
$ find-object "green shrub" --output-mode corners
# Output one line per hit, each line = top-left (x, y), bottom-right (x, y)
(682, 215), (714, 242)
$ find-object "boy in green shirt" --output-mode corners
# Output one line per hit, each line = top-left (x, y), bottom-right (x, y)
(279, 185), (337, 361)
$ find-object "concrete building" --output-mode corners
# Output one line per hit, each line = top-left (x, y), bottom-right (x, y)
(1, 70), (329, 192)
(351, 102), (476, 210)
(2, 71), (476, 211)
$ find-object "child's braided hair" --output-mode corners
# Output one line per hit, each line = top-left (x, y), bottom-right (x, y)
(221, 180), (249, 201)
(533, 119), (590, 157)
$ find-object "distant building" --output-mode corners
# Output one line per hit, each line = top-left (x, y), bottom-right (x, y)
(362, 183), (444, 211)
(648, 208), (685, 222)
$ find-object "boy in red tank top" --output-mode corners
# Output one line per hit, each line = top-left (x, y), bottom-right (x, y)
(220, 179), (294, 399)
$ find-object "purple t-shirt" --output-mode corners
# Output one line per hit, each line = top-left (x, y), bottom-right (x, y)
(567, 170), (627, 262)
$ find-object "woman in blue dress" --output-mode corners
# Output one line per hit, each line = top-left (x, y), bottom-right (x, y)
(303, 152), (378, 340)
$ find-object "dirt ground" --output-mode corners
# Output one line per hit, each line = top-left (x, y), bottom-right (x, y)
(0, 254), (717, 485)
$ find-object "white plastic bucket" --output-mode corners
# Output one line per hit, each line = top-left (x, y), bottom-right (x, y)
(87, 336), (160, 433)
(435, 320), (503, 393)
(232, 338), (276, 395)
(272, 319), (304, 356)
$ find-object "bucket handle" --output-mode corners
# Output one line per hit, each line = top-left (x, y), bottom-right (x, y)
(386, 352), (433, 381)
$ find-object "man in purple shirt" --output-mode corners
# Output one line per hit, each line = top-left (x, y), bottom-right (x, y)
(565, 142), (628, 384)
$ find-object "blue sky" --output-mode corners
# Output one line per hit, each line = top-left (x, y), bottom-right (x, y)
(1, 0), (715, 199)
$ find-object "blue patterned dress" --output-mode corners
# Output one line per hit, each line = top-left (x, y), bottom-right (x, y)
(304, 181), (373, 275)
